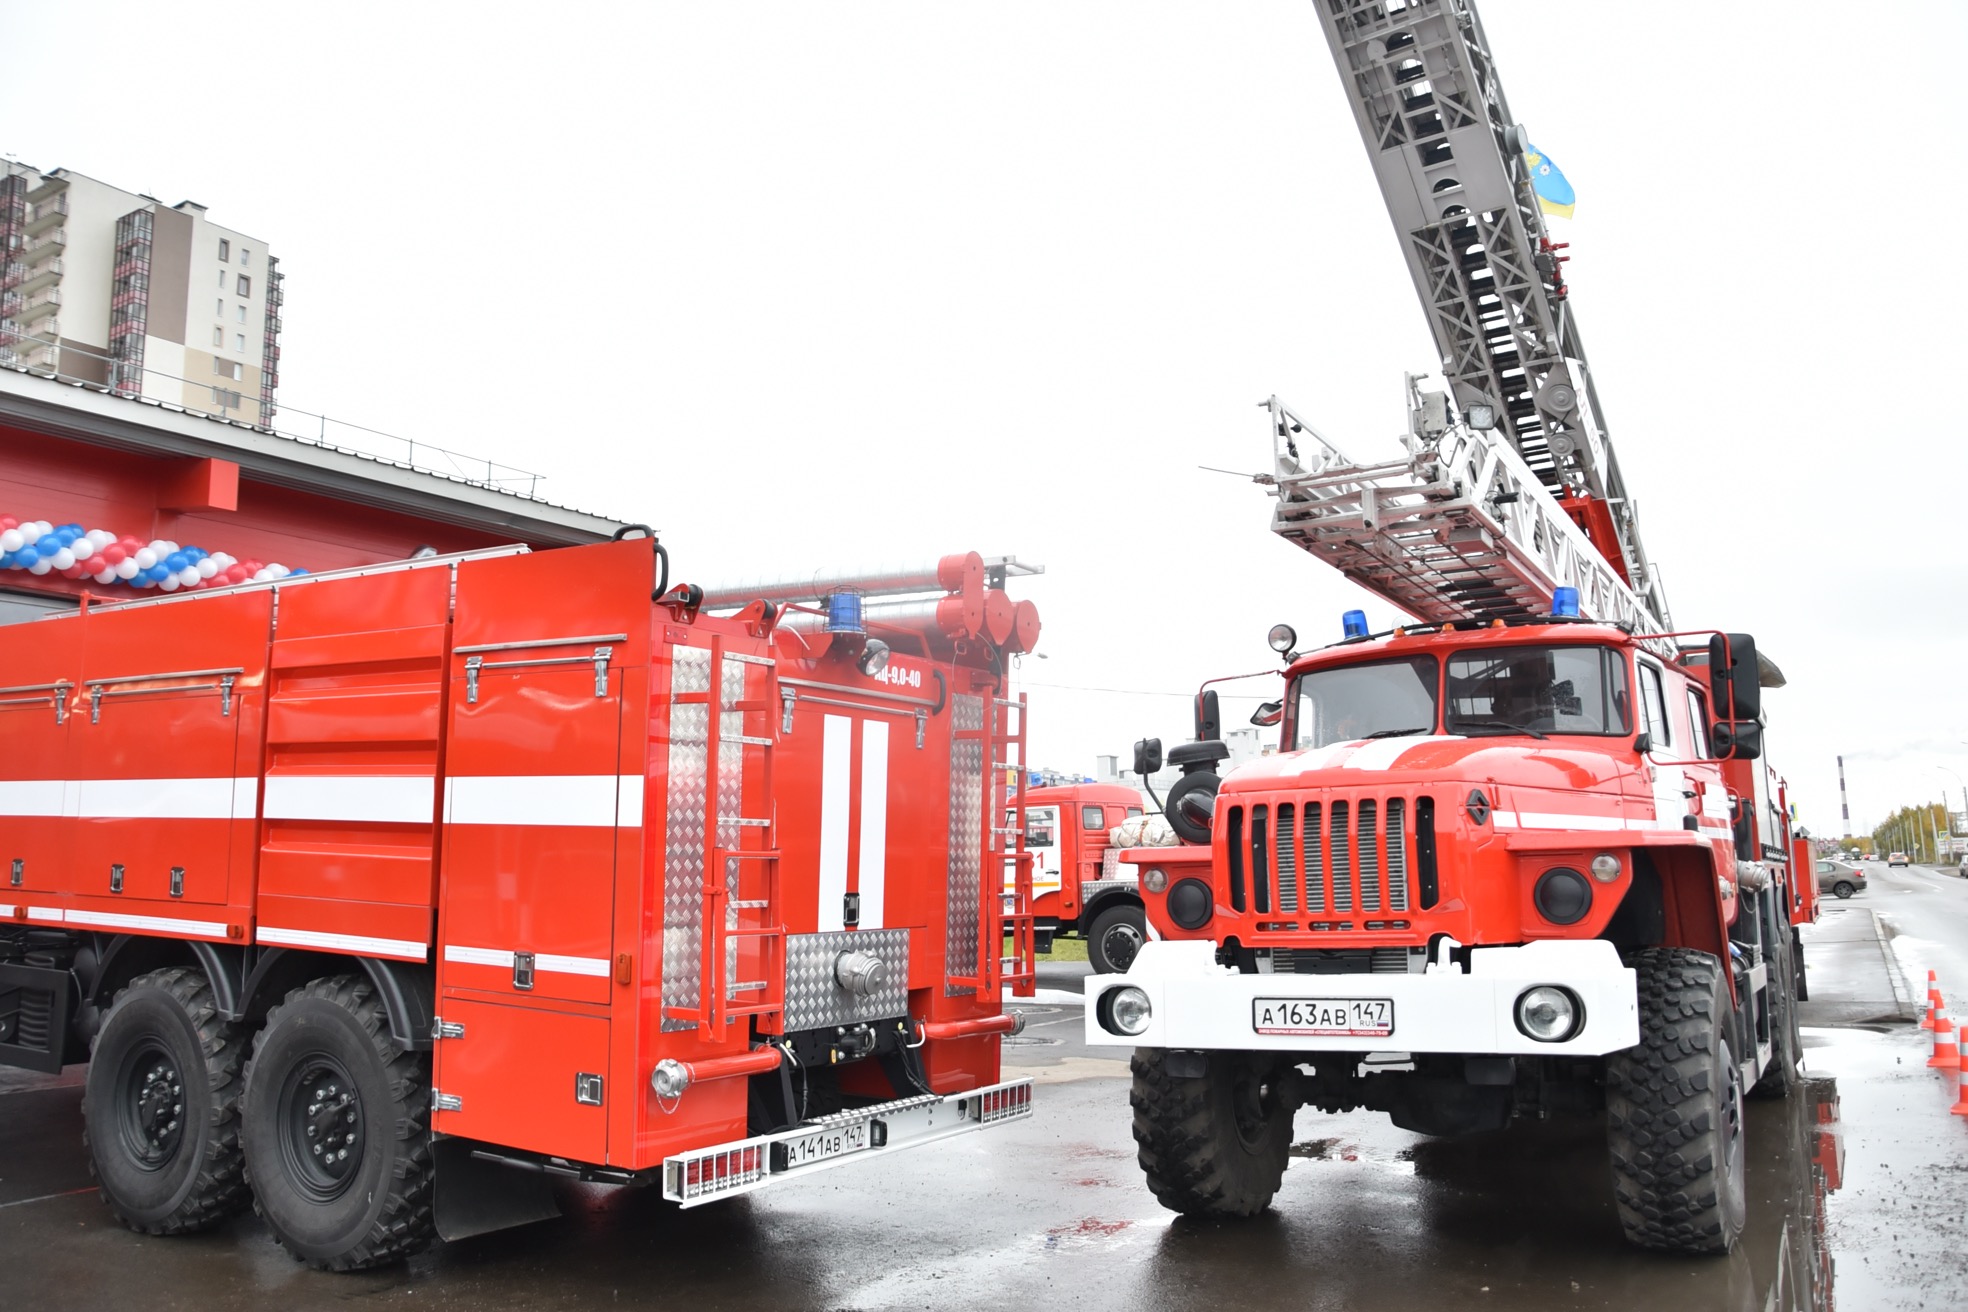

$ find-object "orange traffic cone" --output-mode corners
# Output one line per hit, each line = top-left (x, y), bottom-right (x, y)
(1952, 1058), (1968, 1117)
(1923, 970), (1942, 1031)
(1928, 997), (1960, 1070)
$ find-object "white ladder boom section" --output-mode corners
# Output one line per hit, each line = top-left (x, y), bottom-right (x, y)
(1310, 0), (1660, 606)
(1265, 396), (1666, 638)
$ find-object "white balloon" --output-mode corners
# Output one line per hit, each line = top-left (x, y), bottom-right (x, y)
(52, 548), (75, 570)
(94, 569), (117, 585)
(28, 557), (52, 575)
(18, 523), (42, 546)
(159, 575), (181, 591)
(269, 564), (290, 578)
(72, 538), (95, 561)
(134, 548), (157, 569)
(34, 520), (52, 534)
(87, 529), (113, 546)
(197, 558), (219, 579)
(0, 530), (20, 552)
(115, 559), (141, 580)
(178, 566), (201, 586)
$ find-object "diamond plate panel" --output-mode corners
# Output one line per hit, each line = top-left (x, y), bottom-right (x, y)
(945, 694), (984, 996)
(782, 929), (910, 1031)
(662, 648), (712, 1031)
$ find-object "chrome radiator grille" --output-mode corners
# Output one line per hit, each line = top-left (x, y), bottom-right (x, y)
(1226, 795), (1427, 918)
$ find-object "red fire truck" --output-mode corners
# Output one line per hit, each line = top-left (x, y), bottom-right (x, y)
(1007, 782), (1146, 973)
(1085, 0), (1814, 1255)
(0, 534), (1039, 1269)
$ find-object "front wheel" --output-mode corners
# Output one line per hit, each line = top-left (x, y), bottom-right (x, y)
(241, 975), (435, 1271)
(1606, 948), (1747, 1253)
(1832, 881), (1855, 899)
(1087, 904), (1146, 975)
(1130, 1049), (1294, 1217)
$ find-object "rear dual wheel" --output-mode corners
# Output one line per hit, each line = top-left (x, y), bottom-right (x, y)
(242, 975), (436, 1270)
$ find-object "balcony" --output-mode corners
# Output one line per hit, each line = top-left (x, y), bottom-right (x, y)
(108, 313), (146, 341)
(24, 175), (69, 206)
(24, 230), (66, 261)
(110, 285), (147, 312)
(12, 259), (62, 298)
(24, 197), (68, 237)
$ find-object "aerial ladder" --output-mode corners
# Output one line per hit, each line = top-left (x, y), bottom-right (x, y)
(1267, 0), (1670, 635)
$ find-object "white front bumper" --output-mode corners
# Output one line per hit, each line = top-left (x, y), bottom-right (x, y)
(1086, 940), (1638, 1057)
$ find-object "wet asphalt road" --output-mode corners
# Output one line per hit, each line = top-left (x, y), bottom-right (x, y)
(4, 916), (1965, 1311)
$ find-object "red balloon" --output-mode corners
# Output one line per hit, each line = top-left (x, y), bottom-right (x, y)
(0, 515), (17, 530)
(101, 543), (127, 565)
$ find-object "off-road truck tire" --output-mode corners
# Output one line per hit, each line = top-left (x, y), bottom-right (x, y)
(1130, 1048), (1293, 1217)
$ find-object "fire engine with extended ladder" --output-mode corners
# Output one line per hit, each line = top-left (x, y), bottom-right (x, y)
(0, 533), (1042, 1269)
(1086, 0), (1818, 1254)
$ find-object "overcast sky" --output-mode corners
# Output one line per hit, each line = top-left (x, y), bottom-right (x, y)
(9, 2), (1966, 838)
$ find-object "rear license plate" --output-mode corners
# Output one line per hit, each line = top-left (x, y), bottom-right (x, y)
(773, 1119), (871, 1172)
(1252, 997), (1394, 1037)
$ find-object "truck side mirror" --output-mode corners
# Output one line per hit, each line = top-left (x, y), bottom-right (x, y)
(1713, 720), (1763, 761)
(1133, 738), (1163, 777)
(1707, 633), (1762, 721)
(1195, 690), (1221, 742)
(1250, 700), (1283, 727)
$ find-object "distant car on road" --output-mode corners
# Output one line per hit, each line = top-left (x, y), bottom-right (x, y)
(1815, 860), (1867, 899)
(1957, 855), (1968, 879)
(1863, 853), (1878, 861)
(1888, 852), (1910, 867)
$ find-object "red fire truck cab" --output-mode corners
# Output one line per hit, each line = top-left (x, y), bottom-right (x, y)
(0, 536), (1038, 1269)
(1009, 783), (1146, 973)
(1088, 616), (1804, 1254)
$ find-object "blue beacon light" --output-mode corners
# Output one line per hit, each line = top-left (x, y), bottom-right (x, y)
(1341, 609), (1369, 639)
(1551, 586), (1581, 618)
(825, 590), (866, 634)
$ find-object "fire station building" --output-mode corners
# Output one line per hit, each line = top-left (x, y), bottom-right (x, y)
(0, 367), (625, 625)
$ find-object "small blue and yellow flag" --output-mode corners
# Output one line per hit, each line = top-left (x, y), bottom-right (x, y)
(1523, 143), (1575, 219)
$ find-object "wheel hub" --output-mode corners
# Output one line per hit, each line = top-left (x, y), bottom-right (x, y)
(1102, 922), (1144, 971)
(280, 1058), (365, 1202)
(120, 1046), (186, 1169)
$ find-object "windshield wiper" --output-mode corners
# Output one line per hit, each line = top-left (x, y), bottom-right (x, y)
(1364, 726), (1430, 739)
(1451, 719), (1548, 741)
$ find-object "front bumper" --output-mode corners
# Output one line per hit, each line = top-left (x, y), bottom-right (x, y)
(661, 1078), (1033, 1206)
(1086, 940), (1638, 1057)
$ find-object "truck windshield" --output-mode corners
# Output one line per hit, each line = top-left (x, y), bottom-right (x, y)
(1444, 644), (1631, 737)
(1290, 656), (1439, 748)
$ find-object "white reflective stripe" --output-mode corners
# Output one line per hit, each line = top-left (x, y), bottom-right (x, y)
(256, 925), (427, 959)
(63, 909), (229, 937)
(1350, 735), (1457, 770)
(27, 906), (63, 922)
(817, 714), (852, 932)
(441, 944), (608, 976)
(1492, 810), (1677, 832)
(444, 775), (630, 828)
(617, 774), (645, 828)
(264, 775), (435, 825)
(0, 777), (258, 819)
(0, 903), (12, 917)
(0, 780), (66, 817)
(858, 719), (889, 930)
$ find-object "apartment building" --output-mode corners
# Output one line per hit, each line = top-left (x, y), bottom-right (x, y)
(0, 161), (282, 425)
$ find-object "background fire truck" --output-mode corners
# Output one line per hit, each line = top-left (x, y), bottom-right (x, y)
(0, 536), (1041, 1269)
(1006, 782), (1146, 973)
(1085, 0), (1815, 1255)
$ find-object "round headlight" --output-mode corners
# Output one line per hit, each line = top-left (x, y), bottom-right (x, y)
(1590, 853), (1622, 882)
(1099, 986), (1153, 1036)
(1515, 986), (1582, 1042)
(1533, 867), (1593, 925)
(1267, 623), (1298, 653)
(856, 639), (891, 677)
(1166, 877), (1213, 930)
(1142, 866), (1169, 894)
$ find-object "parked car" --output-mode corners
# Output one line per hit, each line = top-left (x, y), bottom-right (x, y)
(1957, 854), (1968, 879)
(1815, 859), (1867, 899)
(1888, 852), (1910, 867)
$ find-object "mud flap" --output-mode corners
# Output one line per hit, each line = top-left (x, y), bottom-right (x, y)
(432, 1137), (562, 1243)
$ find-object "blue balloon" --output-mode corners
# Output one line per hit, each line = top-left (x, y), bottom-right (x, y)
(146, 564), (170, 582)
(1, 552), (16, 569)
(185, 546), (206, 562)
(36, 539), (60, 559)
(165, 552), (188, 572)
(288, 568), (308, 577)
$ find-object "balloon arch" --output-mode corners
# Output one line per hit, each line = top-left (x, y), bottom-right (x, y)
(0, 515), (306, 592)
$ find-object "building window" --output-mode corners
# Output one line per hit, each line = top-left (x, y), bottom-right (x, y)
(212, 357), (225, 375)
(218, 269), (227, 288)
(218, 238), (230, 261)
(236, 304), (247, 323)
(241, 248), (251, 267)
(235, 332), (246, 353)
(236, 274), (251, 297)
(212, 386), (242, 409)
(217, 298), (225, 316)
(213, 326), (223, 347)
(231, 361), (242, 381)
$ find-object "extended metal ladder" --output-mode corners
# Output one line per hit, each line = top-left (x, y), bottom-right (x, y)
(947, 691), (1035, 998)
